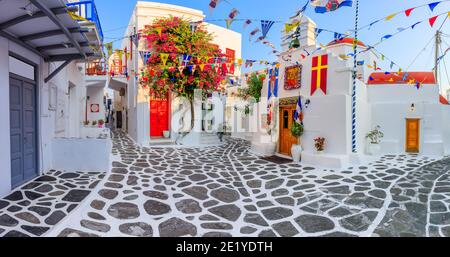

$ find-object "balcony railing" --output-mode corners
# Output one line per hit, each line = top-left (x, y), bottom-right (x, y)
(86, 61), (107, 76)
(67, 0), (104, 42)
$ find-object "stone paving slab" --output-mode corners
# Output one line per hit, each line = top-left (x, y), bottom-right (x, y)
(0, 170), (104, 237)
(45, 131), (450, 237)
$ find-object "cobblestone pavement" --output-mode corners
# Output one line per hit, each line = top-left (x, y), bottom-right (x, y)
(42, 131), (450, 237)
(0, 171), (104, 237)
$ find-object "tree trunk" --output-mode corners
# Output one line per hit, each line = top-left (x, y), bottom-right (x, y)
(189, 97), (195, 132)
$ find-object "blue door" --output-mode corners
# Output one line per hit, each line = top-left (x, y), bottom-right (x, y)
(9, 75), (38, 188)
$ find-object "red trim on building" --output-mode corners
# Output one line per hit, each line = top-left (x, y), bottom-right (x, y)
(440, 95), (450, 105)
(327, 37), (366, 47)
(367, 72), (436, 85)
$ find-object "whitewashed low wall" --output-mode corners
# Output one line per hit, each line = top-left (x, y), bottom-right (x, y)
(81, 127), (110, 138)
(52, 138), (112, 172)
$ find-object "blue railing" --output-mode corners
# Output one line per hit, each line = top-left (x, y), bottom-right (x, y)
(67, 0), (104, 42)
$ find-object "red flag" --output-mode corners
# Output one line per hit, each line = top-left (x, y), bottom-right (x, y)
(405, 8), (414, 17)
(429, 16), (438, 27)
(311, 54), (328, 95)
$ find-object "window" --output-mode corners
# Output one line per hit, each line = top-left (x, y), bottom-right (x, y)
(283, 110), (289, 129)
(226, 48), (235, 60)
(48, 83), (57, 111)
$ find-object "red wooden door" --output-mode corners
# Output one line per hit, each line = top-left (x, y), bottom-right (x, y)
(150, 94), (169, 137)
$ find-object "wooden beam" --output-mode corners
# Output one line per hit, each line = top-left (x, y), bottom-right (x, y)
(37, 41), (91, 51)
(44, 60), (72, 83)
(46, 53), (96, 62)
(29, 0), (86, 59)
(0, 7), (75, 30)
(20, 27), (88, 42)
(0, 30), (46, 59)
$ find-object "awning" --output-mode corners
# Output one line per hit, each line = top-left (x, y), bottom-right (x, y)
(0, 0), (102, 64)
(108, 77), (127, 92)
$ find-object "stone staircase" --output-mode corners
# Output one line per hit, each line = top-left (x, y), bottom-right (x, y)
(200, 132), (222, 145)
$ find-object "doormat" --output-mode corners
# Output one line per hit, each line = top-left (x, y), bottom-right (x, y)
(261, 155), (293, 164)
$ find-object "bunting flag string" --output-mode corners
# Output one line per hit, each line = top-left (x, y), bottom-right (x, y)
(361, 0), (450, 31)
(371, 11), (450, 49)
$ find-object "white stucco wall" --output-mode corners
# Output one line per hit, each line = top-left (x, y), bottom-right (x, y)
(87, 86), (105, 122)
(0, 36), (12, 196)
(52, 138), (112, 172)
(368, 84), (442, 155)
(442, 106), (450, 154)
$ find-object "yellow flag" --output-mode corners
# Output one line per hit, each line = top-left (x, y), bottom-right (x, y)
(367, 64), (373, 69)
(285, 23), (294, 33)
(385, 13), (397, 21)
(105, 42), (113, 56)
(68, 12), (89, 22)
(116, 50), (123, 60)
(237, 59), (243, 66)
(199, 64), (205, 71)
(160, 53), (169, 67)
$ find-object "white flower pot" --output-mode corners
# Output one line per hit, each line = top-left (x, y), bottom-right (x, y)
(368, 143), (381, 155)
(316, 150), (324, 154)
(163, 131), (170, 138)
(291, 144), (302, 163)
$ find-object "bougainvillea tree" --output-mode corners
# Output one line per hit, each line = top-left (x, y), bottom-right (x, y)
(140, 16), (227, 131)
(236, 72), (266, 102)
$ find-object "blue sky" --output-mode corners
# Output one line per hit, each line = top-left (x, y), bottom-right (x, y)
(94, 0), (450, 87)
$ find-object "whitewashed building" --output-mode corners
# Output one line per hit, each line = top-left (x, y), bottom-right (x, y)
(243, 16), (450, 168)
(110, 1), (242, 146)
(0, 0), (108, 197)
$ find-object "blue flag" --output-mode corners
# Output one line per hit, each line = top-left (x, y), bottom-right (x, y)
(311, 0), (353, 14)
(261, 20), (275, 38)
(294, 96), (304, 125)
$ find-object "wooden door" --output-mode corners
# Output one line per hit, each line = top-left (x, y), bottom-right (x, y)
(150, 94), (169, 137)
(279, 106), (298, 156)
(10, 74), (38, 188)
(406, 119), (420, 153)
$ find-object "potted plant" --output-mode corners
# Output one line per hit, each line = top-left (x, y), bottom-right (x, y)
(290, 122), (304, 162)
(98, 119), (105, 128)
(366, 125), (384, 155)
(83, 120), (90, 127)
(92, 120), (97, 127)
(314, 137), (325, 154)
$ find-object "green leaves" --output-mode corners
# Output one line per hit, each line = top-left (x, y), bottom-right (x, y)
(291, 122), (304, 138)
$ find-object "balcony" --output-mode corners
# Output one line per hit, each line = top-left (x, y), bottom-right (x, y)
(86, 61), (107, 76)
(67, 0), (104, 43)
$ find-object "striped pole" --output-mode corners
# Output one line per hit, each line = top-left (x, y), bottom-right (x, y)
(351, 0), (360, 153)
